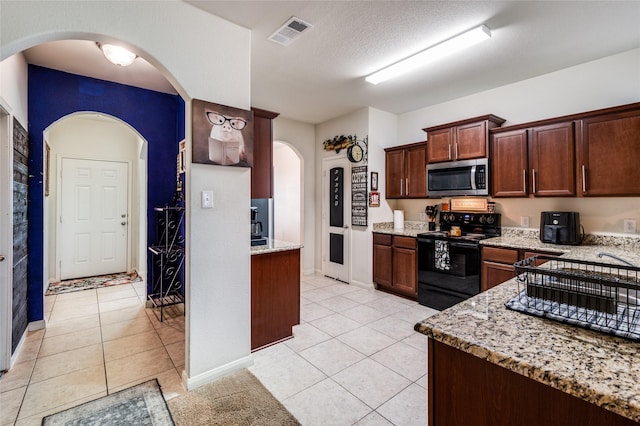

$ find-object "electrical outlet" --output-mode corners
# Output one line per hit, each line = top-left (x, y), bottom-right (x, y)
(623, 219), (637, 233)
(520, 216), (530, 228)
(419, 213), (427, 221)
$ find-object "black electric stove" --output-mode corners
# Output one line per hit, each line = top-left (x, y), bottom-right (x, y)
(417, 212), (501, 310)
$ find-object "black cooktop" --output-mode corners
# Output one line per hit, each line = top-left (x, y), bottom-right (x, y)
(417, 212), (501, 242)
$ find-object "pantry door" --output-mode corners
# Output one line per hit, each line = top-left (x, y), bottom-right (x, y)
(59, 158), (129, 280)
(322, 156), (350, 283)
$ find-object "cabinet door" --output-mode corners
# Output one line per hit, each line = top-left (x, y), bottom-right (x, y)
(405, 145), (427, 197)
(393, 246), (417, 296)
(481, 260), (516, 292)
(251, 108), (279, 199)
(427, 128), (453, 163)
(491, 129), (528, 197)
(530, 122), (576, 196)
(373, 243), (393, 288)
(455, 121), (487, 160)
(578, 109), (640, 196)
(385, 149), (405, 198)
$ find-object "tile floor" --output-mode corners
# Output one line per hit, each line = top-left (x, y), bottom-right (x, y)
(0, 274), (438, 426)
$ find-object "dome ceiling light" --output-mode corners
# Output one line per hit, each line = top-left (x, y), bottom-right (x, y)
(98, 43), (137, 67)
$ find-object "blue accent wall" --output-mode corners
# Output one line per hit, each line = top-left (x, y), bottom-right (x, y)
(27, 65), (184, 321)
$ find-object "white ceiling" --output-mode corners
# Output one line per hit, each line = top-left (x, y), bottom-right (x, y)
(22, 1), (640, 124)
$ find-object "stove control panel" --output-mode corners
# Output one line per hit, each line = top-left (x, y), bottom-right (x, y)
(440, 212), (500, 226)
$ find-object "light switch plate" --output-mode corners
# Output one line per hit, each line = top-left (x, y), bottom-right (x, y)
(201, 190), (214, 209)
(520, 216), (530, 227)
(623, 219), (637, 233)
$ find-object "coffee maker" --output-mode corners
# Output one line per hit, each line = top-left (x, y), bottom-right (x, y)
(251, 206), (267, 246)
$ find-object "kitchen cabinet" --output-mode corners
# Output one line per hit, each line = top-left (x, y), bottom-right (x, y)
(384, 142), (427, 199)
(251, 107), (280, 199)
(577, 106), (640, 196)
(481, 246), (560, 291)
(491, 122), (576, 197)
(423, 115), (505, 163)
(373, 233), (417, 299)
(251, 248), (300, 350)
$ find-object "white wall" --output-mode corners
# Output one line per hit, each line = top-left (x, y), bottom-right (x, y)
(391, 48), (640, 235)
(273, 142), (301, 244)
(1, 0), (253, 389)
(0, 52), (28, 127)
(273, 117), (316, 274)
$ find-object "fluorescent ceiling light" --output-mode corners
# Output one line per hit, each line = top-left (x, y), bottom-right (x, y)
(99, 43), (137, 67)
(365, 24), (491, 85)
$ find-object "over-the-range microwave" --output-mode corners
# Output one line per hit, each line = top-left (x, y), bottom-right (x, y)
(426, 158), (489, 197)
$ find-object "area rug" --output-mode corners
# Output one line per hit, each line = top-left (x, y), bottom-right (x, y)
(167, 369), (300, 426)
(42, 379), (174, 425)
(46, 271), (142, 295)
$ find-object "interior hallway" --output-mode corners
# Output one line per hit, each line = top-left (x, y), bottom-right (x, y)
(0, 274), (437, 425)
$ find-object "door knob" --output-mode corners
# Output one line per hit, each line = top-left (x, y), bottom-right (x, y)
(0, 255), (5, 262)
(121, 222), (127, 226)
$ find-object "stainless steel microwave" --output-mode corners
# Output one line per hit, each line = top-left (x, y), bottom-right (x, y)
(426, 158), (489, 197)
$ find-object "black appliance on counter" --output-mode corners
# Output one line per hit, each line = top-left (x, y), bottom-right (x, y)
(417, 212), (501, 310)
(540, 211), (582, 245)
(251, 206), (267, 246)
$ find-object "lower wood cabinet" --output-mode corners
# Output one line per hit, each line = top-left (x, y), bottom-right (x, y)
(373, 233), (417, 299)
(251, 248), (300, 351)
(481, 246), (560, 291)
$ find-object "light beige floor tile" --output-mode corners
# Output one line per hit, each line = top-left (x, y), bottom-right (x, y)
(300, 302), (334, 322)
(105, 346), (174, 389)
(301, 288), (335, 302)
(31, 343), (104, 384)
(391, 305), (439, 324)
(322, 283), (360, 296)
(0, 385), (26, 426)
(353, 411), (394, 425)
(341, 304), (389, 325)
(0, 358), (36, 393)
(402, 331), (428, 351)
(154, 324), (185, 346)
(103, 330), (163, 362)
(343, 288), (386, 304)
(48, 303), (99, 323)
(14, 391), (106, 426)
(376, 383), (428, 426)
(282, 378), (371, 425)
(146, 305), (185, 328)
(165, 341), (185, 368)
(98, 296), (142, 313)
(371, 341), (427, 381)
(53, 289), (97, 303)
(249, 352), (326, 401)
(44, 314), (100, 338)
(333, 358), (411, 409)
(100, 316), (154, 342)
(18, 366), (106, 419)
(365, 297), (410, 315)
(99, 305), (147, 325)
(317, 295), (361, 313)
(284, 323), (331, 352)
(310, 312), (362, 337)
(337, 326), (396, 356)
(368, 315), (416, 340)
(38, 327), (102, 358)
(15, 336), (43, 364)
(24, 329), (45, 343)
(97, 285), (137, 302)
(108, 367), (186, 400)
(299, 338), (365, 376)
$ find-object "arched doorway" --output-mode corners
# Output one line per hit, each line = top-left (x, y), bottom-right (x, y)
(273, 141), (303, 245)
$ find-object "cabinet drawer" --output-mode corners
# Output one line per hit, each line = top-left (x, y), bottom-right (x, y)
(373, 233), (392, 246)
(482, 246), (518, 264)
(393, 236), (416, 249)
(523, 251), (561, 266)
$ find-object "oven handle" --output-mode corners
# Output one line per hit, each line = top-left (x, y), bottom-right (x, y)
(417, 238), (478, 249)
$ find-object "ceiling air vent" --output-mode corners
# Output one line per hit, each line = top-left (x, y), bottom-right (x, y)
(269, 17), (313, 46)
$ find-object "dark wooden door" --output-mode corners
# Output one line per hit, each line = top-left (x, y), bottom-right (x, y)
(427, 128), (453, 163)
(491, 129), (528, 197)
(385, 149), (405, 198)
(529, 122), (576, 196)
(405, 145), (427, 197)
(455, 120), (487, 160)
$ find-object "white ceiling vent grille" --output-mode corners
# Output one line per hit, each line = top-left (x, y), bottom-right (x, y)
(269, 17), (313, 46)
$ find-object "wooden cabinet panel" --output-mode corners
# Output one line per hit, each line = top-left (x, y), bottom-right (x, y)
(251, 249), (300, 350)
(385, 149), (405, 198)
(385, 142), (426, 199)
(530, 122), (576, 196)
(455, 120), (487, 160)
(578, 109), (640, 196)
(373, 233), (392, 246)
(393, 235), (417, 250)
(373, 233), (417, 298)
(426, 128), (453, 163)
(373, 243), (393, 288)
(523, 250), (561, 266)
(393, 246), (417, 297)
(491, 129), (528, 197)
(405, 145), (427, 197)
(251, 107), (279, 199)
(481, 260), (516, 292)
(482, 246), (519, 264)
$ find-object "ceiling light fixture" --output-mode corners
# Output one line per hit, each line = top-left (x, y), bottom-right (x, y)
(365, 24), (491, 85)
(99, 43), (137, 67)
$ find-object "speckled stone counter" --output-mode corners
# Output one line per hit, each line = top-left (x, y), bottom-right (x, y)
(372, 221), (432, 237)
(250, 239), (302, 255)
(416, 246), (640, 422)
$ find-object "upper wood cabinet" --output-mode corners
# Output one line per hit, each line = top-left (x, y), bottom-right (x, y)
(251, 107), (280, 199)
(577, 107), (640, 196)
(423, 115), (506, 163)
(385, 142), (427, 199)
(491, 122), (576, 197)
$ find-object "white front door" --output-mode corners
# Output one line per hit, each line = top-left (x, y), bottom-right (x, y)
(323, 156), (350, 282)
(59, 158), (129, 280)
(0, 106), (12, 370)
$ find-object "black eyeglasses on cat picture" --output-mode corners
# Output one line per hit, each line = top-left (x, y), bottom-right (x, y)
(206, 111), (247, 130)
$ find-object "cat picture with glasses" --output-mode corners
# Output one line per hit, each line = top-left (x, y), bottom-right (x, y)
(192, 99), (254, 167)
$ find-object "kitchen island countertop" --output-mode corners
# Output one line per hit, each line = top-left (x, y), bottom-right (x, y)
(250, 239), (302, 255)
(415, 244), (640, 422)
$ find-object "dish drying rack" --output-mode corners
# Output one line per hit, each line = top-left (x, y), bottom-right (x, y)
(505, 255), (640, 341)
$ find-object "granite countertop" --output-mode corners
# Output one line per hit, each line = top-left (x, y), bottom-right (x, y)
(372, 221), (432, 237)
(415, 234), (640, 421)
(250, 239), (303, 255)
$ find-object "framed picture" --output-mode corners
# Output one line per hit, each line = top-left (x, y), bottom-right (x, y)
(370, 172), (378, 191)
(177, 139), (186, 174)
(369, 191), (380, 207)
(192, 99), (254, 167)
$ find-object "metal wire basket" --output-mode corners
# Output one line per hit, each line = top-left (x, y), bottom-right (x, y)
(505, 256), (640, 341)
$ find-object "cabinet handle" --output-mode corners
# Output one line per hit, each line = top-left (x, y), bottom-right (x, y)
(522, 169), (527, 194)
(532, 169), (536, 194)
(405, 178), (409, 195)
(581, 165), (587, 193)
(400, 179), (403, 196)
(455, 143), (459, 160)
(448, 143), (452, 160)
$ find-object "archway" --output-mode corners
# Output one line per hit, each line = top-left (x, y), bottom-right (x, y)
(273, 141), (303, 245)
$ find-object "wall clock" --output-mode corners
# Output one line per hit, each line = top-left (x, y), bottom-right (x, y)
(347, 143), (364, 163)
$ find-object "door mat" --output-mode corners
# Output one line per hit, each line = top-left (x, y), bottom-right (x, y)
(42, 379), (174, 425)
(168, 369), (300, 426)
(46, 271), (142, 295)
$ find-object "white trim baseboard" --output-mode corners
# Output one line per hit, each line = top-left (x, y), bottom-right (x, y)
(349, 279), (375, 290)
(28, 320), (46, 331)
(183, 354), (254, 390)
